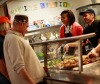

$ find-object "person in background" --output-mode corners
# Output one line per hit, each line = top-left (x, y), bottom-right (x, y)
(0, 16), (11, 83)
(79, 9), (100, 48)
(3, 14), (46, 84)
(57, 10), (83, 54)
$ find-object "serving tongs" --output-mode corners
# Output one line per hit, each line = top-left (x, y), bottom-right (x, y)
(61, 51), (67, 61)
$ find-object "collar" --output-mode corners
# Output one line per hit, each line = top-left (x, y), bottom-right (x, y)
(89, 20), (96, 26)
(7, 30), (24, 37)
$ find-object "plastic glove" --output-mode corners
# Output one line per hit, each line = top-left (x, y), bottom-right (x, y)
(88, 48), (99, 58)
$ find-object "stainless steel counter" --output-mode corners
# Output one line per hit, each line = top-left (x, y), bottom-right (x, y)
(46, 62), (100, 84)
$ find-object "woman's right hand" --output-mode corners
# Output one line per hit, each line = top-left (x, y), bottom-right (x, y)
(63, 44), (69, 52)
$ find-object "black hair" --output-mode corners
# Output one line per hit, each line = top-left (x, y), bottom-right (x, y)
(60, 10), (75, 26)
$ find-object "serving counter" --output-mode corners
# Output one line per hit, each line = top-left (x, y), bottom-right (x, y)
(30, 33), (100, 84)
(46, 61), (100, 84)
(30, 33), (96, 72)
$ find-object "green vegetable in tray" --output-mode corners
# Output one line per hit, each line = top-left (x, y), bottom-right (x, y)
(48, 59), (61, 67)
(38, 52), (44, 57)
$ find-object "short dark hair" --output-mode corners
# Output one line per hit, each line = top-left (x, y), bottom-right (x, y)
(13, 14), (28, 23)
(60, 10), (75, 26)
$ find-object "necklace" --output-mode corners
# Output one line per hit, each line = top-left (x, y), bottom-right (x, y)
(65, 25), (72, 34)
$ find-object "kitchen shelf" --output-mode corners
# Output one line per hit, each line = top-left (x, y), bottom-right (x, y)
(27, 25), (61, 33)
(25, 25), (60, 38)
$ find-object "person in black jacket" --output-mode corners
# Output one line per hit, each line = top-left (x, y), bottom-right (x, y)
(79, 9), (100, 54)
(79, 9), (100, 48)
(0, 16), (11, 84)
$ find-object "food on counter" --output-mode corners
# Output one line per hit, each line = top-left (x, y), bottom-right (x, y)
(48, 55), (98, 70)
(83, 57), (90, 65)
(48, 59), (61, 67)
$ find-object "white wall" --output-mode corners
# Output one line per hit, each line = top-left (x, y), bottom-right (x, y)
(7, 0), (92, 24)
(96, 0), (100, 3)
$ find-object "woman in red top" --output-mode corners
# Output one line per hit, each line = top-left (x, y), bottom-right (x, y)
(57, 10), (83, 54)
(60, 10), (83, 38)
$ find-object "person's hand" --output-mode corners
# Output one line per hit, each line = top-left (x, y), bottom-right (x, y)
(88, 48), (99, 58)
(63, 44), (69, 52)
